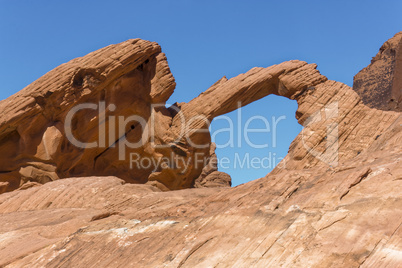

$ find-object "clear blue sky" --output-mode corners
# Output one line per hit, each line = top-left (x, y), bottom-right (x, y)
(1, 1), (401, 186)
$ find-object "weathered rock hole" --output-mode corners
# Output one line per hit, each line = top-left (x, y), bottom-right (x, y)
(72, 73), (84, 88)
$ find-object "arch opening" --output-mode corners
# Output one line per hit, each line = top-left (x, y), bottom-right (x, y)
(209, 95), (302, 186)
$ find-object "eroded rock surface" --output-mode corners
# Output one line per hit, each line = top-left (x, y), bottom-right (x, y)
(0, 138), (400, 267)
(0, 39), (176, 190)
(0, 33), (401, 267)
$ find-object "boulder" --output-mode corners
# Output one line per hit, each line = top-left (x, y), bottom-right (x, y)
(195, 171), (232, 188)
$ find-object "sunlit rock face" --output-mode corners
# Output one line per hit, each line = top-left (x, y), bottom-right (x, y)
(0, 39), (179, 190)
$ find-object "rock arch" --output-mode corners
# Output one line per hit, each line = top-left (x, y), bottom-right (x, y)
(0, 39), (399, 193)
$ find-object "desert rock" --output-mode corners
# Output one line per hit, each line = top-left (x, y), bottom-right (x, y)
(0, 33), (401, 267)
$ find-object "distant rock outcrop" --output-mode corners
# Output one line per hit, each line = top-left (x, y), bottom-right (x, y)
(0, 33), (401, 267)
(353, 32), (402, 111)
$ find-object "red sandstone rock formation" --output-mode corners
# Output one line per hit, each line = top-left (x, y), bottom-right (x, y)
(0, 33), (401, 267)
(0, 39), (325, 191)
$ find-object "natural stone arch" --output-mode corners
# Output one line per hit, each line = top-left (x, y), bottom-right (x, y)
(0, 39), (399, 193)
(158, 59), (399, 189)
(203, 94), (302, 187)
(146, 61), (325, 188)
